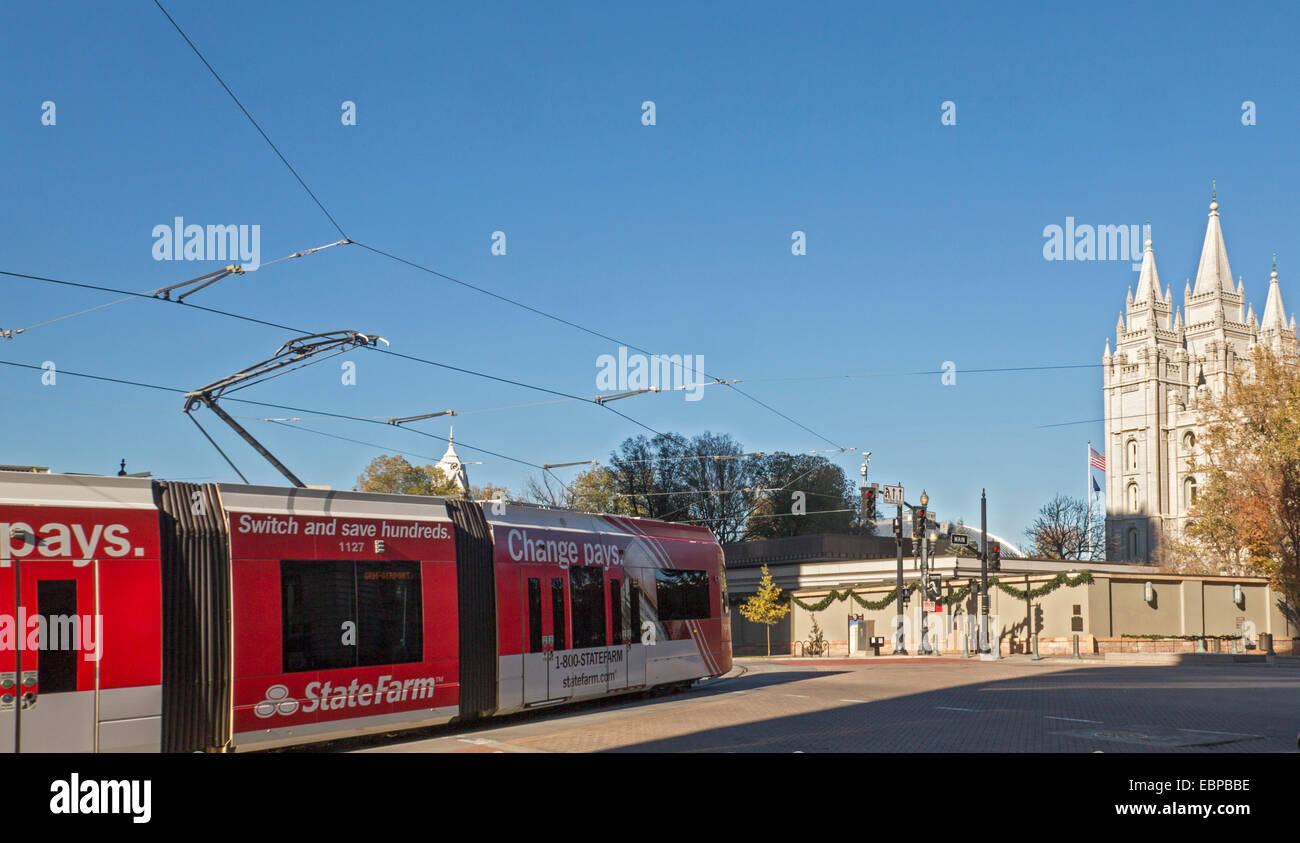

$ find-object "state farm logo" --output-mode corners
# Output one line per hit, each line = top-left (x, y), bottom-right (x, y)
(254, 684), (299, 718)
(252, 674), (441, 719)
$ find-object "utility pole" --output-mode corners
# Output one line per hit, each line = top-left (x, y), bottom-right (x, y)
(918, 490), (930, 655)
(894, 495), (907, 655)
(980, 488), (990, 654)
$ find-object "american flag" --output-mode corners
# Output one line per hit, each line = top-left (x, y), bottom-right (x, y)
(1089, 446), (1106, 471)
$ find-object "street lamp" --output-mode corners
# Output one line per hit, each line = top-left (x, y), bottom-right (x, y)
(918, 491), (932, 654)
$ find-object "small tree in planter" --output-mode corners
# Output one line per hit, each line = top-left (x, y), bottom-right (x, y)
(807, 614), (827, 656)
(739, 564), (790, 656)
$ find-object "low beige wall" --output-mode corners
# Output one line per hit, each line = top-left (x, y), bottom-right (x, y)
(749, 570), (1298, 658)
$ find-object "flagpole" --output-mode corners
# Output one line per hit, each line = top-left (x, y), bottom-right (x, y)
(1085, 441), (1092, 561)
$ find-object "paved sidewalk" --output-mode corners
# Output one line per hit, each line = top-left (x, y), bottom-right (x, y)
(347, 657), (1300, 753)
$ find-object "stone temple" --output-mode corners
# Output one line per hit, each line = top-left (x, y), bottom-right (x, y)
(1103, 192), (1298, 561)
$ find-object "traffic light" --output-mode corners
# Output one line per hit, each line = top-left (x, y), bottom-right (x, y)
(861, 486), (877, 521)
(913, 507), (926, 535)
(990, 543), (1001, 572)
(892, 517), (902, 537)
(926, 574), (942, 599)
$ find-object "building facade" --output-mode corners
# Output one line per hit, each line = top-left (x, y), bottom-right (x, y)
(721, 537), (1297, 656)
(1103, 193), (1298, 561)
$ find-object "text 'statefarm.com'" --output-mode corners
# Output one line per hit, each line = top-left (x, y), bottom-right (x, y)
(49, 775), (151, 824)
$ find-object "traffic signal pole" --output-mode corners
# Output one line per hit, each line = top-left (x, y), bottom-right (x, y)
(977, 486), (987, 653)
(894, 502), (906, 655)
(919, 522), (929, 654)
(916, 491), (930, 655)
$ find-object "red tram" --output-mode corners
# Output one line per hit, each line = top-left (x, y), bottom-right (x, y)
(0, 472), (732, 752)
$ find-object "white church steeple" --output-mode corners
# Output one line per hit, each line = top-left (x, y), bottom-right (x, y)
(436, 427), (470, 493)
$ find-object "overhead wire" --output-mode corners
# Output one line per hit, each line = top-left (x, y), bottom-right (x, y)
(0, 358), (544, 470)
(151, 0), (348, 239)
(1, 239), (349, 336)
(146, 0), (846, 450)
(0, 265), (667, 434)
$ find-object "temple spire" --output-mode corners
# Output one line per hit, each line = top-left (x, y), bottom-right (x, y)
(1134, 232), (1161, 304)
(1261, 262), (1288, 333)
(1193, 191), (1235, 295)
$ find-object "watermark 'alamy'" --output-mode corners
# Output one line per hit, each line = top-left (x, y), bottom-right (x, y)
(596, 347), (708, 401)
(50, 774), (150, 824)
(1043, 219), (1149, 270)
(152, 216), (260, 270)
(1, 611), (102, 661)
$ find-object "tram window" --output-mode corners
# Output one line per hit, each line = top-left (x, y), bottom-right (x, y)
(282, 560), (423, 673)
(527, 578), (543, 653)
(551, 577), (567, 650)
(36, 580), (78, 693)
(282, 561), (355, 672)
(356, 561), (423, 666)
(655, 569), (710, 620)
(609, 578), (622, 643)
(568, 566), (606, 649)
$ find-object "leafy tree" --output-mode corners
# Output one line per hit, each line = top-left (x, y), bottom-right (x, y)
(607, 431), (756, 541)
(1173, 347), (1300, 622)
(738, 564), (790, 656)
(471, 483), (511, 502)
(744, 453), (857, 540)
(356, 455), (463, 497)
(522, 466), (630, 514)
(1023, 493), (1101, 559)
(564, 466), (629, 514)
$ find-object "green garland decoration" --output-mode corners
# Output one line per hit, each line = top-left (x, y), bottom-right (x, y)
(1120, 633), (1243, 641)
(788, 572), (1094, 612)
(990, 571), (1093, 600)
(791, 583), (918, 612)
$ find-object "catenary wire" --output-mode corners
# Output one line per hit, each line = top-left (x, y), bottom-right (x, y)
(145, 0), (846, 450)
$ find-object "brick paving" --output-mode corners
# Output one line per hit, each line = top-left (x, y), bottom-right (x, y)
(351, 656), (1300, 753)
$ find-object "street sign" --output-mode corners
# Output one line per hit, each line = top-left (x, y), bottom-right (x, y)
(923, 601), (943, 613)
(950, 533), (969, 545)
(882, 484), (904, 506)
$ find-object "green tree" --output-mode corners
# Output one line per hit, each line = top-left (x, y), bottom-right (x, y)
(744, 453), (857, 539)
(522, 466), (630, 514)
(355, 454), (463, 497)
(564, 466), (629, 514)
(471, 483), (511, 502)
(607, 431), (756, 541)
(738, 564), (790, 656)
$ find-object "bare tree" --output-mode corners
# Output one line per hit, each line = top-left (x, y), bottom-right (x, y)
(1024, 494), (1103, 559)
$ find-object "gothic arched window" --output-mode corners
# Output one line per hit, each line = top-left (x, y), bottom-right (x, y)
(1127, 439), (1139, 470)
(1127, 482), (1139, 513)
(1127, 527), (1139, 559)
(1184, 476), (1198, 507)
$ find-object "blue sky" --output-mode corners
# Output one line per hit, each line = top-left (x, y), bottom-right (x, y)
(4, 0), (1300, 545)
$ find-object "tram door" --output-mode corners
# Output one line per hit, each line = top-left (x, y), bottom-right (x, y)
(520, 564), (569, 704)
(607, 574), (629, 691)
(0, 557), (98, 752)
(623, 576), (647, 690)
